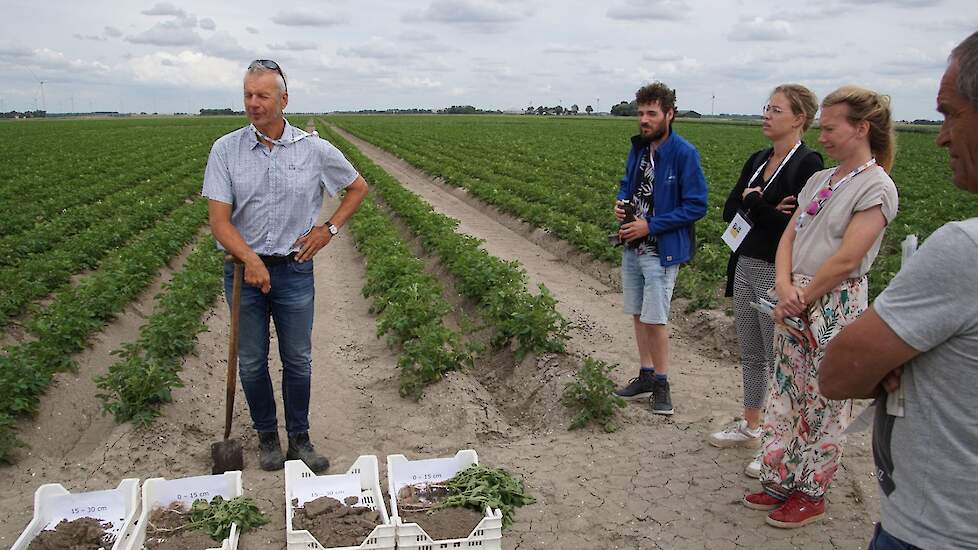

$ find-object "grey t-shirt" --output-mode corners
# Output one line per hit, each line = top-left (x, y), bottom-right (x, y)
(792, 165), (898, 277)
(873, 218), (978, 549)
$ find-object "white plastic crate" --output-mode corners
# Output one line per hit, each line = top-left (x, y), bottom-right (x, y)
(285, 456), (396, 550)
(11, 478), (140, 550)
(387, 450), (503, 550)
(124, 471), (243, 550)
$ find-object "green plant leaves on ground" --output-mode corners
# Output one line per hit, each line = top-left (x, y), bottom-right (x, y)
(561, 357), (627, 432)
(188, 495), (269, 541)
(95, 238), (224, 426)
(437, 464), (536, 530)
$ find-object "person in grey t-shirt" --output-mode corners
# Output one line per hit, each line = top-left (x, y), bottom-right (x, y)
(821, 32), (978, 549)
(202, 60), (368, 473)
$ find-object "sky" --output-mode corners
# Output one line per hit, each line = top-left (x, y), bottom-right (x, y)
(0, 0), (974, 120)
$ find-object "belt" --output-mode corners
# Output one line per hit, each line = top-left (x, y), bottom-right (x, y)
(258, 253), (296, 266)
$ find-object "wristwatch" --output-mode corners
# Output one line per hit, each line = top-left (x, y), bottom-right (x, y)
(325, 221), (338, 236)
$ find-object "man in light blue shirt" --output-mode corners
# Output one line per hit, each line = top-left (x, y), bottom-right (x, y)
(202, 59), (368, 472)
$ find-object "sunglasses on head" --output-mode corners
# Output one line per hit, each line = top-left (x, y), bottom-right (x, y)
(250, 59), (287, 93)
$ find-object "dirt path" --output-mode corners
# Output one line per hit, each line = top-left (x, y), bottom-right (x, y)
(1, 127), (880, 549)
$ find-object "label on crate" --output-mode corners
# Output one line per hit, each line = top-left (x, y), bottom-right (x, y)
(293, 473), (362, 507)
(391, 457), (460, 495)
(153, 475), (235, 510)
(45, 490), (126, 536)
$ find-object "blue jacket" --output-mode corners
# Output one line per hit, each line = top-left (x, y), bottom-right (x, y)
(616, 131), (708, 266)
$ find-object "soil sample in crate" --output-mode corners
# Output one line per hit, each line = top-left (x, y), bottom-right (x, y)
(27, 517), (113, 550)
(396, 483), (485, 540)
(143, 503), (219, 550)
(292, 496), (381, 547)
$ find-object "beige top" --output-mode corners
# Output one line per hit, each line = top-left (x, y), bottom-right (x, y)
(791, 164), (898, 277)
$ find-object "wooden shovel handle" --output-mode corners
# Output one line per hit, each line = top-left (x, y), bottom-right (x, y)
(224, 259), (243, 440)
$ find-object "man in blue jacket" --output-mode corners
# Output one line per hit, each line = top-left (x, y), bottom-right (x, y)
(613, 82), (708, 415)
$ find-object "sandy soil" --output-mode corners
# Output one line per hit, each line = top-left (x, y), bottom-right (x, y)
(0, 127), (881, 550)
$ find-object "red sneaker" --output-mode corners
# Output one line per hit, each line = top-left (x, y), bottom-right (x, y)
(742, 491), (785, 511)
(765, 492), (825, 528)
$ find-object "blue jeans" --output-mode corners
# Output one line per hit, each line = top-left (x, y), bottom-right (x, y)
(224, 258), (315, 434)
(621, 248), (679, 325)
(867, 523), (922, 550)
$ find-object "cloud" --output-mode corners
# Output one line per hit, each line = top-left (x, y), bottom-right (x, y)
(126, 50), (240, 90)
(728, 17), (793, 41)
(542, 43), (592, 55)
(271, 10), (347, 26)
(8, 47), (112, 74)
(126, 21), (201, 46)
(141, 2), (185, 17)
(200, 32), (252, 59)
(104, 26), (123, 38)
(74, 34), (107, 42)
(377, 75), (443, 90)
(403, 0), (526, 31)
(841, 0), (940, 6)
(606, 0), (689, 21)
(875, 48), (946, 76)
(643, 50), (681, 62)
(246, 26), (259, 34)
(200, 17), (216, 30)
(267, 41), (319, 51)
(339, 38), (402, 59)
(0, 44), (33, 58)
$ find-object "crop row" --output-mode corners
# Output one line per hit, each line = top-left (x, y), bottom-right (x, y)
(0, 118), (238, 238)
(320, 122), (570, 359)
(0, 198), (210, 462)
(0, 162), (206, 327)
(348, 196), (477, 399)
(95, 237), (225, 426)
(330, 115), (974, 306)
(0, 159), (202, 268)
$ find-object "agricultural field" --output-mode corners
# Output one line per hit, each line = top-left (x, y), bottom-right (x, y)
(329, 114), (974, 308)
(3, 113), (966, 548)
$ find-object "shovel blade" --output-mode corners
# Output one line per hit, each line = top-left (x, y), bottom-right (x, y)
(211, 438), (244, 474)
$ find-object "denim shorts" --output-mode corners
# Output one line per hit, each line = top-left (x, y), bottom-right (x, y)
(622, 248), (679, 325)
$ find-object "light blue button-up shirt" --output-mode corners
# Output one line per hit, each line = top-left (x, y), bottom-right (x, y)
(202, 119), (359, 256)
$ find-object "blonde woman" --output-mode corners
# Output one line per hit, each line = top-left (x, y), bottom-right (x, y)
(743, 86), (898, 528)
(714, 85), (823, 478)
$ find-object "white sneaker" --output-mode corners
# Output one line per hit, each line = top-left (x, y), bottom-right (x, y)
(708, 420), (763, 449)
(745, 455), (762, 478)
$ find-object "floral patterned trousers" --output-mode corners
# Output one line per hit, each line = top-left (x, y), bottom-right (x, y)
(759, 274), (869, 499)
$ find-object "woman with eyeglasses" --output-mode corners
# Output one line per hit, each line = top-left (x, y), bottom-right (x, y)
(743, 86), (898, 529)
(713, 85), (823, 477)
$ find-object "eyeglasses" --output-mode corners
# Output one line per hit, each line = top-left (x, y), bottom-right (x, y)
(249, 59), (287, 93)
(761, 104), (785, 115)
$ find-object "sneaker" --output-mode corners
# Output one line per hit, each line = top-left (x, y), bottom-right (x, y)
(257, 431), (285, 471)
(650, 378), (674, 415)
(614, 372), (655, 401)
(708, 420), (762, 449)
(743, 490), (786, 511)
(286, 432), (330, 473)
(745, 454), (762, 479)
(765, 492), (825, 528)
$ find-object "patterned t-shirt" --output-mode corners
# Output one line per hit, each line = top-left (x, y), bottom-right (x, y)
(629, 145), (657, 255)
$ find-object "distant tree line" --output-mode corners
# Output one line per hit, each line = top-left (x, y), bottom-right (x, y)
(524, 104), (592, 116)
(2, 110), (46, 119)
(199, 108), (245, 116)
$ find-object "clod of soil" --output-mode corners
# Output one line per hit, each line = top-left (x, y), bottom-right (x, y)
(291, 496), (381, 547)
(143, 504), (217, 550)
(399, 507), (485, 540)
(27, 517), (113, 550)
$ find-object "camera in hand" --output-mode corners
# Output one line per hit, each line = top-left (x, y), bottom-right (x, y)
(608, 199), (638, 246)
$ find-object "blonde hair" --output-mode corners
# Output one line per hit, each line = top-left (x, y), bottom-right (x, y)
(822, 86), (896, 173)
(772, 84), (819, 132)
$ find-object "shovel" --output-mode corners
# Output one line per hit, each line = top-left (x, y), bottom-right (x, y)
(211, 258), (244, 474)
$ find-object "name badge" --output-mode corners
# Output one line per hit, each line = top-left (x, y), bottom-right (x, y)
(722, 211), (752, 252)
